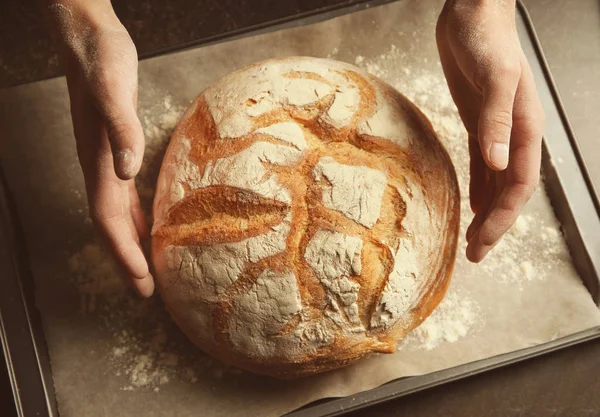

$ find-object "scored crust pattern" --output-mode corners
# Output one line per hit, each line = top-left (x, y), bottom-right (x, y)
(151, 57), (460, 379)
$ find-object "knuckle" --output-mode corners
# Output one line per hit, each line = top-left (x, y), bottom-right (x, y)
(486, 109), (514, 131)
(496, 60), (521, 81)
(496, 198), (519, 219)
(516, 101), (545, 128)
(93, 64), (131, 96)
(517, 179), (538, 201)
(106, 117), (134, 140)
(449, 1), (486, 20)
(477, 60), (521, 89)
(89, 203), (121, 227)
(527, 110), (545, 129)
(479, 230), (498, 248)
(536, 106), (547, 125)
(87, 46), (137, 98)
(478, 220), (505, 248)
(512, 117), (544, 145)
(531, 175), (541, 192)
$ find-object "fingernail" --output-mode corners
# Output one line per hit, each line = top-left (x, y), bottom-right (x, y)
(489, 143), (509, 170)
(115, 149), (136, 179)
(134, 275), (155, 298)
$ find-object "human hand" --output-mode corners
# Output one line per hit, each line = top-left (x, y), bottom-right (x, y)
(47, 0), (154, 296)
(436, 0), (545, 262)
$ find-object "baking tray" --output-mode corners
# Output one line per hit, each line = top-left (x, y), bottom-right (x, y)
(1, 1), (600, 416)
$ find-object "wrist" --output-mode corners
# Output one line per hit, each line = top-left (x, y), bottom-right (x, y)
(44, 0), (129, 79)
(450, 0), (516, 13)
(45, 0), (113, 14)
(450, 0), (516, 6)
(446, 0), (516, 23)
(45, 0), (120, 42)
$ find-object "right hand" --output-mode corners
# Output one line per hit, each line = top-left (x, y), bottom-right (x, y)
(436, 0), (545, 263)
(47, 1), (154, 297)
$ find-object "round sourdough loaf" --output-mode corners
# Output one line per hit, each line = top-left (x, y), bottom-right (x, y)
(151, 57), (460, 379)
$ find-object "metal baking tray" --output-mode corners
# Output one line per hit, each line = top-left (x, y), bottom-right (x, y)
(1, 1), (599, 416)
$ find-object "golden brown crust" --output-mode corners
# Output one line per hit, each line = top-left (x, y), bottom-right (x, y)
(151, 57), (460, 379)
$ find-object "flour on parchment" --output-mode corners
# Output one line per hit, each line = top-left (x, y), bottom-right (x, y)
(66, 94), (243, 391)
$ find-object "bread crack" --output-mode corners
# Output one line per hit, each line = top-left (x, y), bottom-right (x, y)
(156, 185), (290, 247)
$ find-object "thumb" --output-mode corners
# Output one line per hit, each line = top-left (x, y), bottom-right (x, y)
(477, 66), (520, 171)
(89, 42), (144, 180)
(103, 100), (145, 180)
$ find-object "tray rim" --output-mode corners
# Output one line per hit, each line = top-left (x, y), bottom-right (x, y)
(1, 1), (599, 416)
(0, 168), (59, 417)
(286, 327), (600, 417)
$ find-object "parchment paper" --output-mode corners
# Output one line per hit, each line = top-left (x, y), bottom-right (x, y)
(1, 1), (599, 416)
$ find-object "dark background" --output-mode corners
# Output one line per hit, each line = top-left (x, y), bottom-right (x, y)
(1, 0), (600, 416)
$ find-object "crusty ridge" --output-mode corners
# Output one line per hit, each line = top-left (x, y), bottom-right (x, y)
(151, 57), (460, 378)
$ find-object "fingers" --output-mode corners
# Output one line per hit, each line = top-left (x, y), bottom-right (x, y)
(129, 180), (149, 240)
(92, 177), (154, 297)
(468, 134), (488, 214)
(77, 102), (154, 297)
(466, 175), (533, 262)
(132, 275), (155, 299)
(466, 61), (544, 262)
(466, 169), (497, 242)
(90, 168), (155, 297)
(95, 82), (145, 181)
(477, 65), (520, 171)
(95, 190), (154, 297)
(98, 209), (155, 298)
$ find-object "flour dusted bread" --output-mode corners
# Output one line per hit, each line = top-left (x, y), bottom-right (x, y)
(151, 57), (460, 379)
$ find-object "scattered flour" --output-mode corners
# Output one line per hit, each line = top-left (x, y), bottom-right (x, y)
(137, 93), (188, 214)
(485, 213), (565, 288)
(67, 241), (242, 390)
(402, 291), (481, 350)
(326, 47), (339, 59)
(520, 261), (535, 281)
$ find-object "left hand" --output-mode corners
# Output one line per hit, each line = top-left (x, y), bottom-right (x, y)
(47, 0), (154, 297)
(436, 0), (545, 262)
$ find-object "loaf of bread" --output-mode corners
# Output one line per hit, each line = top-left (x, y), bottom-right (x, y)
(151, 57), (460, 379)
